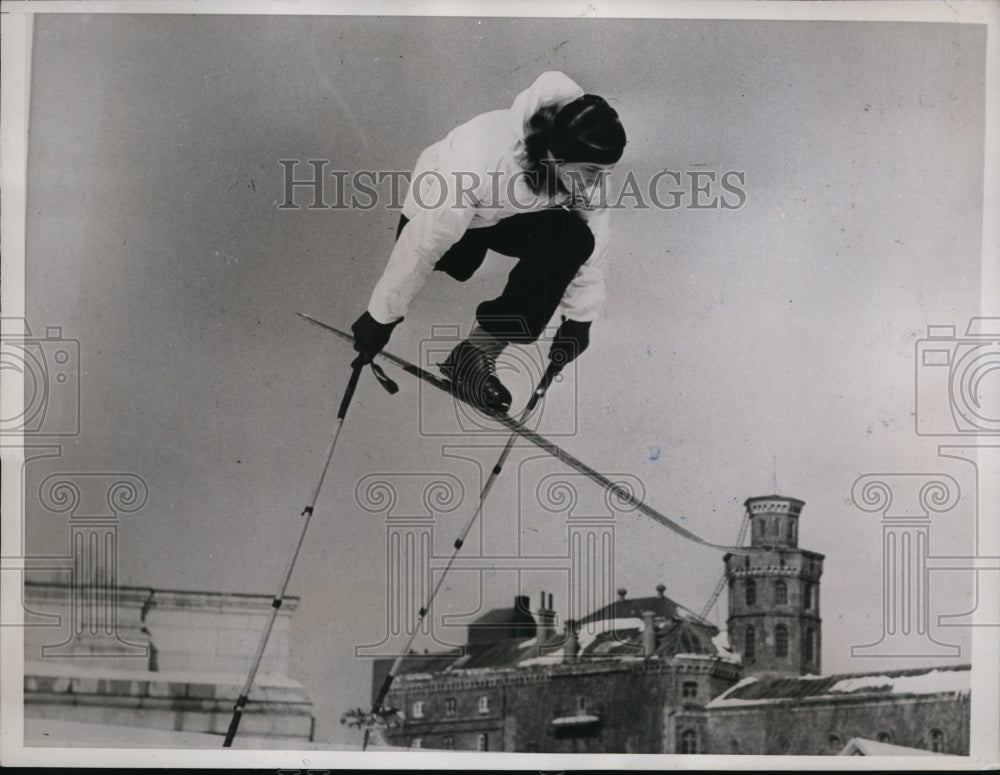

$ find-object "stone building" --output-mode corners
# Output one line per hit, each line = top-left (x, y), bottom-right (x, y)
(370, 495), (971, 755)
(22, 581), (315, 746)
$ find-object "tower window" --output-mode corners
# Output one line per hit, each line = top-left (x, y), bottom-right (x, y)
(445, 697), (457, 716)
(680, 729), (698, 754)
(803, 628), (816, 663)
(682, 681), (698, 698)
(774, 580), (788, 605)
(805, 582), (817, 610)
(745, 579), (757, 606)
(775, 624), (789, 657)
(930, 729), (945, 752)
(477, 695), (490, 714)
(744, 626), (756, 663)
(411, 700), (424, 719)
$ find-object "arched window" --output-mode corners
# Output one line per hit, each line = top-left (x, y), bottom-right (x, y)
(411, 700), (424, 719)
(775, 624), (789, 658)
(774, 580), (788, 605)
(745, 579), (757, 606)
(477, 695), (490, 714)
(477, 733), (489, 751)
(744, 626), (756, 663)
(930, 729), (945, 752)
(680, 729), (698, 754)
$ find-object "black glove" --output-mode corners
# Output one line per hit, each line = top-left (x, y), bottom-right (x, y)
(549, 317), (591, 368)
(351, 311), (402, 365)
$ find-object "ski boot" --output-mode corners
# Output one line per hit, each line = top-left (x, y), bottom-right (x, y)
(440, 339), (512, 415)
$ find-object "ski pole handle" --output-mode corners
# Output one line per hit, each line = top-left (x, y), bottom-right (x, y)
(527, 360), (563, 411)
(338, 359), (365, 419)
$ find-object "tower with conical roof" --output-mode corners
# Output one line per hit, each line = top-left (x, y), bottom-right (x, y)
(724, 496), (824, 676)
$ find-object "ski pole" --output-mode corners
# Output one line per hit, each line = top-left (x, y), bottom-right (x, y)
(223, 356), (366, 748)
(363, 360), (563, 748)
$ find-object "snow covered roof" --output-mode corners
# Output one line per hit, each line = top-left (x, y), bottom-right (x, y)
(579, 593), (713, 629)
(707, 665), (970, 708)
(383, 608), (725, 680)
(838, 737), (947, 756)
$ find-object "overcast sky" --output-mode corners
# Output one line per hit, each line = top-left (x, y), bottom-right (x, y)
(19, 13), (988, 745)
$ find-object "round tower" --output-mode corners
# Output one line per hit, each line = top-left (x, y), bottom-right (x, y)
(724, 496), (824, 677)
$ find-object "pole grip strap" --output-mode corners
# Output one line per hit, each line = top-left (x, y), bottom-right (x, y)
(370, 361), (399, 394)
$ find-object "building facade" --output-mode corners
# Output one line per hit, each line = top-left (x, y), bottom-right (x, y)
(369, 495), (971, 755)
(22, 581), (315, 745)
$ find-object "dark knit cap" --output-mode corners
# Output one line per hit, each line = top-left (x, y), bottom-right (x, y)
(550, 94), (627, 165)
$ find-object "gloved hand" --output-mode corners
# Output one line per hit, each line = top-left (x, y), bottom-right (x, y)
(548, 317), (591, 368)
(351, 311), (402, 365)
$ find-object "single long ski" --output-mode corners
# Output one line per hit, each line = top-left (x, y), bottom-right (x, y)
(297, 312), (747, 554)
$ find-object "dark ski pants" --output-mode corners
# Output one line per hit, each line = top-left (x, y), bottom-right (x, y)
(396, 209), (595, 343)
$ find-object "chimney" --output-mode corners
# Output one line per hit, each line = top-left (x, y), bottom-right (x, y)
(512, 595), (536, 640)
(617, 588), (627, 601)
(656, 583), (666, 597)
(642, 610), (656, 657)
(563, 619), (579, 662)
(536, 591), (556, 644)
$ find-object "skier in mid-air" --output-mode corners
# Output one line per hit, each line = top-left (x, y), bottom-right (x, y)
(351, 71), (627, 413)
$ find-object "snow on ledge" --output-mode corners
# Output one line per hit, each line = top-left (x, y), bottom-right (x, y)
(830, 669), (970, 696)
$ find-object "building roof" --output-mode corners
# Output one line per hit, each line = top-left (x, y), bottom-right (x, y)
(706, 664), (970, 708)
(467, 595), (536, 645)
(579, 593), (711, 628)
(387, 616), (725, 679)
(838, 737), (946, 756)
(382, 587), (730, 682)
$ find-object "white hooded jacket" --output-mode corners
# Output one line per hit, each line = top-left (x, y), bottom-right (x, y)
(366, 71), (613, 326)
